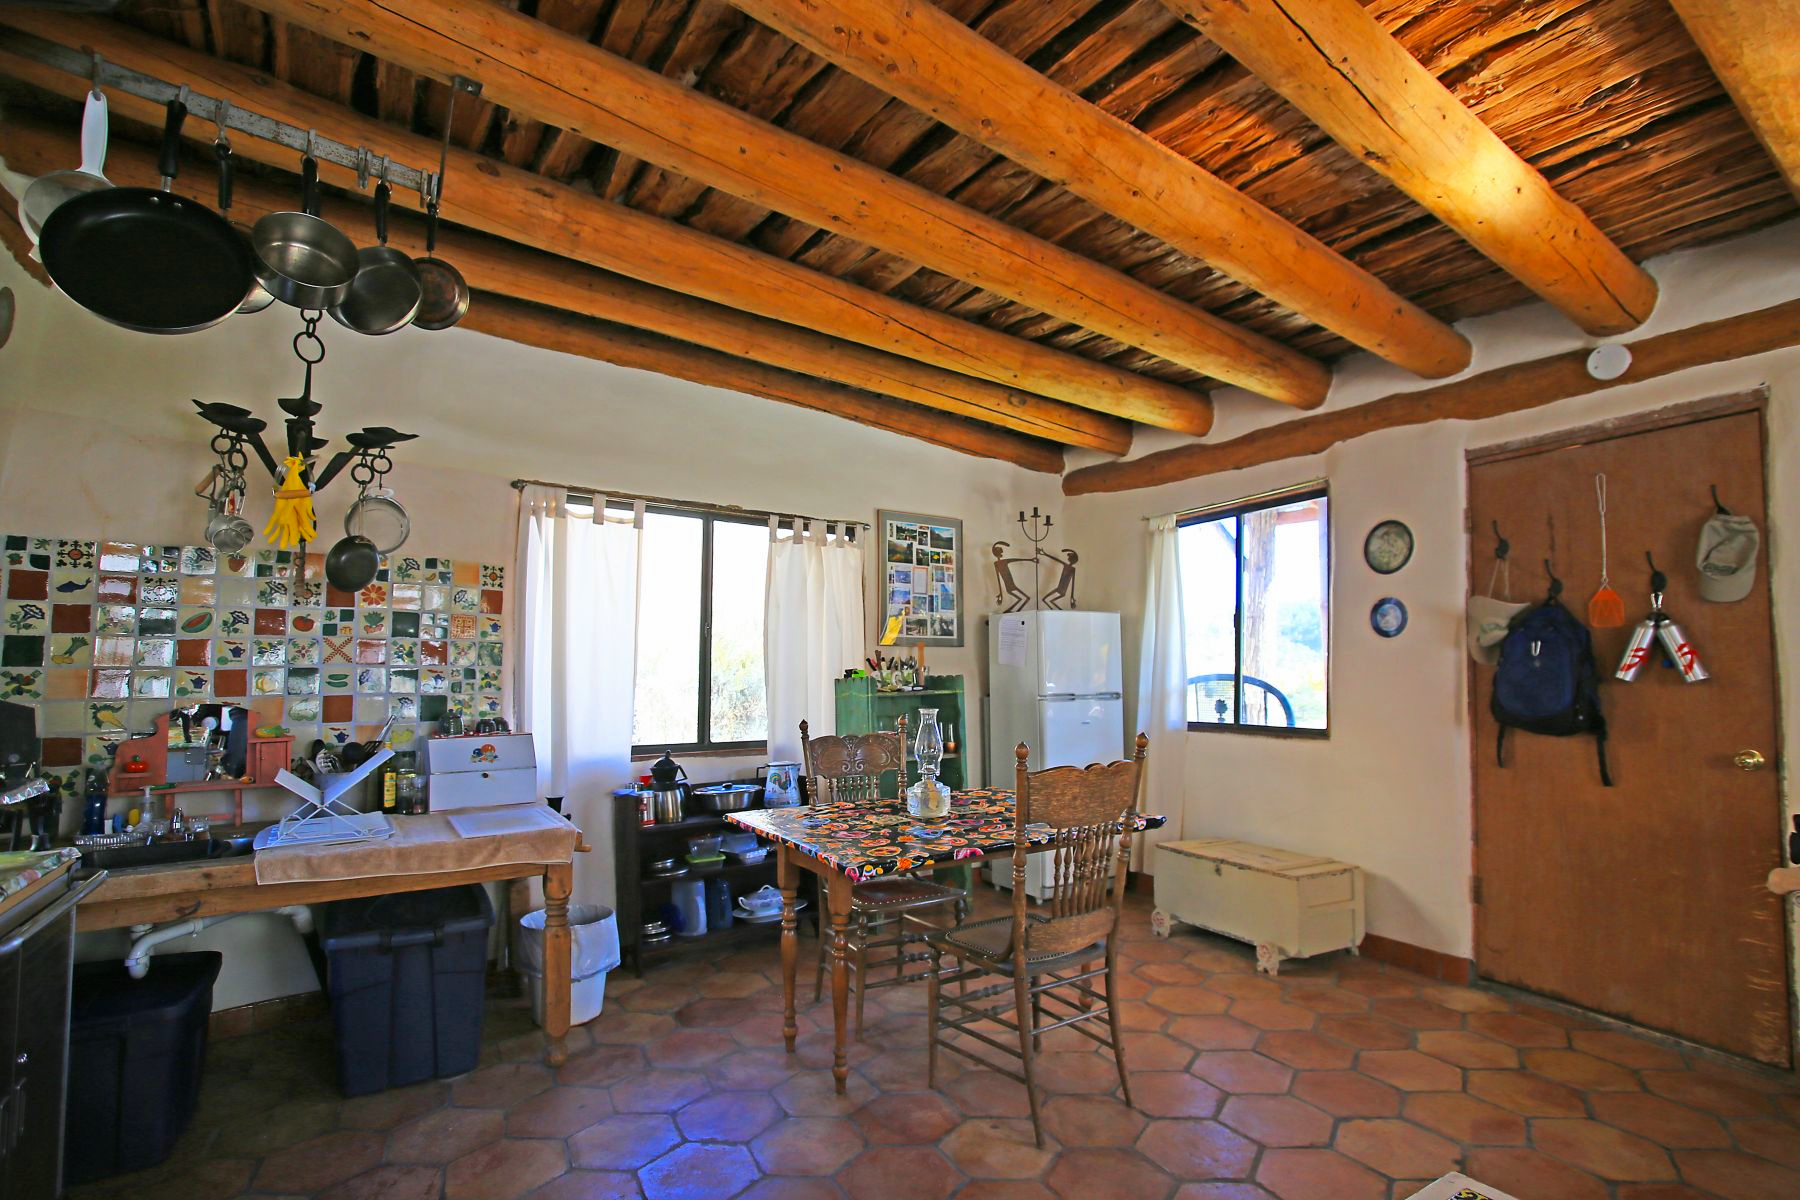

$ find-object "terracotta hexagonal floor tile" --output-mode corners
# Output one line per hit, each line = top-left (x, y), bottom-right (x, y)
(1642, 1070), (1777, 1118)
(337, 1081), (449, 1131)
(1532, 1117), (1676, 1181)
(1034, 1051), (1125, 1095)
(1044, 1147), (1176, 1200)
(1118, 999), (1172, 1032)
(1135, 1119), (1258, 1179)
(525, 1168), (645, 1200)
(1356, 1049), (1462, 1092)
(1673, 1150), (1800, 1199)
(1418, 985), (1511, 1014)
(1589, 1093), (1729, 1149)
(1228, 998), (1316, 1032)
(751, 1115), (867, 1175)
(1120, 1030), (1198, 1072)
(388, 1107), (506, 1165)
(646, 1028), (741, 1070)
(1171, 1185), (1277, 1200)
(316, 1165), (443, 1200)
(1369, 998), (1465, 1031)
(1415, 1031), (1519, 1071)
(252, 1130), (387, 1194)
(1569, 1030), (1687, 1071)
(1254, 1148), (1386, 1200)
(444, 1137), (568, 1200)
(941, 1068), (1032, 1118)
(557, 1045), (648, 1089)
(1335, 974), (1419, 1001)
(1611, 1186), (1717, 1200)
(1730, 1117), (1800, 1169)
(638, 1143), (758, 1200)
(736, 1177), (844, 1200)
(1148, 986), (1232, 1016)
(1138, 962), (1211, 987)
(838, 1146), (964, 1200)
(506, 1086), (614, 1139)
(1290, 1071), (1401, 1118)
(611, 1069), (711, 1114)
(1132, 1070), (1225, 1119)
(1466, 1070), (1587, 1117)
(859, 1047), (952, 1092)
(1317, 1014), (1413, 1051)
(700, 972), (770, 999)
(568, 1112), (680, 1170)
(452, 1063), (554, 1110)
(850, 1092), (961, 1144)
(941, 1117), (1060, 1178)
(1167, 1016), (1261, 1050)
(709, 1050), (800, 1092)
(1520, 1048), (1644, 1092)
(1281, 985), (1369, 1015)
(1208, 975), (1286, 1002)
(957, 1183), (1058, 1200)
(209, 1098), (337, 1157)
(676, 1090), (785, 1142)
(590, 1012), (678, 1045)
(1464, 1148), (1610, 1199)
(1402, 1092), (1527, 1145)
(1218, 1096), (1333, 1147)
(620, 982), (696, 1013)
(1255, 1031), (1356, 1071)
(1334, 1118), (1461, 1178)
(1041, 1095), (1148, 1147)
(1464, 1012), (1569, 1048)
(1190, 1051), (1294, 1094)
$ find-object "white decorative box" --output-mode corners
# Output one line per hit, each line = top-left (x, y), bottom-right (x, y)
(1152, 838), (1364, 974)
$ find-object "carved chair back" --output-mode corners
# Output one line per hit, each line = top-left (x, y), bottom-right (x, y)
(801, 714), (908, 805)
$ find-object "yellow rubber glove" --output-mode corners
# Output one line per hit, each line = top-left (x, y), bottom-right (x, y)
(264, 456), (317, 549)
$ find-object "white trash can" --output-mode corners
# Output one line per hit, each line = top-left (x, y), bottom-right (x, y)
(515, 905), (620, 1027)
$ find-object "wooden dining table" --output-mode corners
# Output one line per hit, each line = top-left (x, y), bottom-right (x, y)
(728, 788), (1164, 1093)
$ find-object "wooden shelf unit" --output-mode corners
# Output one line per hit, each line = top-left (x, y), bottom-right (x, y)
(833, 674), (968, 792)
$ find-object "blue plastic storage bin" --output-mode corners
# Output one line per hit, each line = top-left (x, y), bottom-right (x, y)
(318, 885), (494, 1096)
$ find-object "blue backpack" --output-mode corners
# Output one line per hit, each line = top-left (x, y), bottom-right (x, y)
(1491, 598), (1612, 786)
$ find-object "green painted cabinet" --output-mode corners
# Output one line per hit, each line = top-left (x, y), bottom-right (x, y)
(832, 674), (968, 793)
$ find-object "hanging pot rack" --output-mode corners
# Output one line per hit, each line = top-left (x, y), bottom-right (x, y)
(0, 29), (480, 206)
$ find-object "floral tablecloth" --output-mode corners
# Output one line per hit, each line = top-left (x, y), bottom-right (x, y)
(726, 789), (1164, 882)
(0, 846), (79, 903)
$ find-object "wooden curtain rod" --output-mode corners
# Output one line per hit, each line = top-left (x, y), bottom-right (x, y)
(509, 479), (870, 530)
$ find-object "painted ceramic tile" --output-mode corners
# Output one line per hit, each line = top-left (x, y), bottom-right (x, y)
(0, 669), (44, 699)
(98, 542), (142, 574)
(44, 669), (87, 700)
(389, 640), (417, 666)
(450, 614), (478, 640)
(452, 587), (479, 613)
(452, 560), (480, 586)
(355, 668), (386, 694)
(475, 693), (502, 716)
(321, 610), (356, 637)
(49, 635), (92, 667)
(477, 669), (502, 692)
(292, 581), (322, 608)
(179, 546), (216, 575)
(477, 641), (504, 667)
(356, 695), (389, 724)
(4, 602), (49, 635)
(450, 640), (478, 667)
(390, 583), (422, 611)
(422, 586), (450, 611)
(218, 552), (255, 578)
(253, 609), (286, 636)
(288, 609), (321, 635)
(34, 700), (86, 735)
(419, 667), (449, 694)
(355, 639), (387, 665)
(251, 668), (285, 696)
(174, 669), (210, 698)
(256, 579), (291, 607)
(391, 556), (426, 583)
(389, 695), (419, 721)
(89, 703), (128, 733)
(213, 640), (248, 667)
(360, 611), (388, 637)
(390, 612), (420, 639)
(477, 616), (503, 640)
(419, 613), (448, 640)
(387, 669), (418, 695)
(142, 546), (180, 575)
(56, 539), (96, 570)
(218, 608), (252, 637)
(132, 671), (171, 699)
(322, 669), (354, 692)
(180, 578), (217, 606)
(178, 607), (215, 635)
(419, 639), (447, 666)
(50, 604), (91, 634)
(448, 694), (475, 719)
(480, 590), (505, 615)
(138, 578), (179, 607)
(359, 583), (387, 608)
(322, 724), (354, 746)
(286, 668), (320, 696)
(419, 695), (448, 722)
(137, 609), (176, 637)
(481, 564), (505, 588)
(90, 669), (130, 700)
(22, 538), (52, 571)
(213, 668), (248, 699)
(51, 569), (95, 600)
(85, 735), (123, 769)
(91, 637), (132, 668)
(6, 571), (48, 601)
(287, 637), (321, 665)
(96, 575), (137, 604)
(287, 696), (322, 723)
(135, 638), (174, 668)
(252, 639), (287, 666)
(218, 579), (256, 608)
(322, 636), (354, 664)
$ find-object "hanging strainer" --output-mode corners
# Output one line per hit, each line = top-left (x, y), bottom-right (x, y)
(344, 485), (410, 555)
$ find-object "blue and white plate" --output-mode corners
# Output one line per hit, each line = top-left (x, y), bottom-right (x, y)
(1371, 597), (1408, 638)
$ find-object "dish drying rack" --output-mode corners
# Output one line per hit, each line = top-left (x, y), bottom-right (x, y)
(253, 748), (395, 850)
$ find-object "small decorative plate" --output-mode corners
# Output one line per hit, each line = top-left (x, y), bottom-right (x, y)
(1371, 597), (1409, 638)
(1363, 519), (1414, 574)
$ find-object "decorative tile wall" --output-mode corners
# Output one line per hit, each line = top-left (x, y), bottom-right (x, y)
(0, 534), (507, 797)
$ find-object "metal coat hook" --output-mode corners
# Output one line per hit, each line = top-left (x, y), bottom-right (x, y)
(1645, 550), (1667, 595)
(1492, 520), (1510, 561)
(1711, 484), (1731, 515)
(1544, 558), (1563, 598)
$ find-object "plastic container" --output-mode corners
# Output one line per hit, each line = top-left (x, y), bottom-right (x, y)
(64, 951), (222, 1185)
(705, 877), (735, 931)
(670, 879), (707, 937)
(318, 884), (494, 1096)
(514, 905), (620, 1028)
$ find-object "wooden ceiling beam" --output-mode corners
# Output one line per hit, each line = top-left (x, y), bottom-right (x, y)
(0, 112), (1117, 457)
(1064, 297), (1800, 495)
(730, 0), (1470, 381)
(1668, 0), (1800, 204)
(1160, 0), (1659, 338)
(0, 14), (1203, 435)
(227, 0), (1329, 408)
(461, 297), (1064, 473)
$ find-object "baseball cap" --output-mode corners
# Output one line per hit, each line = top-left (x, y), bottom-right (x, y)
(1696, 513), (1759, 602)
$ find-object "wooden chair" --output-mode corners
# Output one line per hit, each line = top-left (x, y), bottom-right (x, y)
(926, 734), (1148, 1147)
(800, 716), (969, 1035)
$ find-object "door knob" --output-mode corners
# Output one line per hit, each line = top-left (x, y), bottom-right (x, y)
(1734, 749), (1768, 772)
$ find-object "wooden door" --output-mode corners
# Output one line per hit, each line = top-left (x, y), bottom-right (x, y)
(1469, 401), (1789, 1065)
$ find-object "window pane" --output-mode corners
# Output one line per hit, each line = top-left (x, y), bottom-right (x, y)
(633, 511), (703, 746)
(710, 520), (769, 742)
(1238, 495), (1329, 729)
(1178, 515), (1238, 725)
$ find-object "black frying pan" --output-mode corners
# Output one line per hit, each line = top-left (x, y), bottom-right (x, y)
(39, 98), (254, 335)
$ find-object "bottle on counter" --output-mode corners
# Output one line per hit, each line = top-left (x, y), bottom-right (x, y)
(81, 771), (107, 836)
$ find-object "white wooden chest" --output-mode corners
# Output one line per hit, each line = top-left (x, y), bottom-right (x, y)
(1152, 838), (1364, 974)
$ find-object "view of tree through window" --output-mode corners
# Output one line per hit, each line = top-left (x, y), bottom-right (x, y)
(632, 508), (768, 751)
(1178, 488), (1329, 732)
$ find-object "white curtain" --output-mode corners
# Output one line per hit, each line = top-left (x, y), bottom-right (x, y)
(765, 520), (866, 762)
(514, 485), (642, 908)
(1136, 516), (1188, 866)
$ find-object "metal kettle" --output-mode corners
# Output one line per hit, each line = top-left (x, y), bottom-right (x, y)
(648, 752), (688, 824)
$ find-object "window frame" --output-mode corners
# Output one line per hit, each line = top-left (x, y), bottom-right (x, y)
(1177, 482), (1331, 739)
(624, 503), (770, 757)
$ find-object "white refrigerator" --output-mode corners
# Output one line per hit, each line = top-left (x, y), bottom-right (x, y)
(986, 611), (1126, 898)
